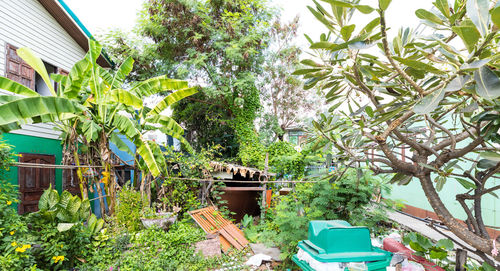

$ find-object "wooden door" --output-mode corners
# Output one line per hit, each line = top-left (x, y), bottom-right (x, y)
(18, 153), (55, 214)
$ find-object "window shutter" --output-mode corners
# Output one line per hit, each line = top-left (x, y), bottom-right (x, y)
(57, 67), (69, 76)
(55, 67), (69, 93)
(5, 44), (35, 89)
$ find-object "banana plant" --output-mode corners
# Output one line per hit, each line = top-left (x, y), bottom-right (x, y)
(0, 40), (197, 215)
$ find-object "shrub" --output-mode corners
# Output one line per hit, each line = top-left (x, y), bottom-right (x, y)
(249, 168), (392, 262)
(26, 187), (104, 270)
(79, 221), (232, 271)
(115, 185), (148, 232)
(0, 140), (37, 270)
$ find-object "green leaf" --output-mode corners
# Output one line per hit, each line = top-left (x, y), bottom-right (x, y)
(429, 249), (448, 259)
(434, 0), (450, 18)
(480, 151), (500, 162)
(452, 19), (481, 53)
(474, 66), (500, 99)
(112, 114), (140, 139)
(145, 115), (184, 138)
(481, 262), (496, 271)
(110, 133), (134, 156)
(307, 6), (334, 32)
(0, 96), (85, 127)
(292, 68), (322, 75)
(436, 177), (446, 191)
(392, 56), (446, 75)
(320, 0), (352, 8)
(148, 87), (197, 116)
(64, 58), (91, 98)
(477, 159), (497, 168)
(365, 106), (374, 117)
(418, 163), (438, 171)
(454, 178), (477, 189)
(360, 18), (381, 35)
(413, 87), (446, 114)
(466, 0), (489, 36)
(81, 120), (101, 143)
(390, 173), (412, 185)
(87, 39), (103, 64)
(136, 139), (163, 177)
(491, 6), (500, 28)
(340, 24), (356, 41)
(444, 76), (467, 92)
(131, 76), (189, 98)
(16, 47), (56, 96)
(107, 89), (143, 109)
(355, 5), (375, 14)
(112, 57), (134, 87)
(57, 223), (76, 232)
(415, 9), (444, 25)
(379, 0), (392, 10)
(0, 77), (40, 97)
(436, 238), (454, 250)
(301, 59), (323, 67)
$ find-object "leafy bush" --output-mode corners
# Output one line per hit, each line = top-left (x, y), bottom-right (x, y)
(26, 187), (104, 269)
(402, 232), (454, 269)
(0, 140), (37, 270)
(79, 221), (246, 271)
(115, 185), (148, 232)
(246, 168), (393, 262)
(267, 141), (306, 178)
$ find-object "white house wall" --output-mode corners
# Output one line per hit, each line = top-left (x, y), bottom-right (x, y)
(0, 0), (87, 140)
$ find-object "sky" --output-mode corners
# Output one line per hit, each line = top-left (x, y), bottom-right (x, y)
(63, 0), (435, 52)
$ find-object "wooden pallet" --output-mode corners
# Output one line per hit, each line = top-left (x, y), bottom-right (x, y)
(189, 206), (248, 252)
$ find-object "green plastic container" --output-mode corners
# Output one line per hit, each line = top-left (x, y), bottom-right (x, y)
(292, 220), (392, 271)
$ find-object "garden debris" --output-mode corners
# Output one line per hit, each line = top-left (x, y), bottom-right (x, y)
(189, 206), (249, 252)
(249, 243), (281, 261)
(245, 253), (272, 267)
(194, 233), (221, 258)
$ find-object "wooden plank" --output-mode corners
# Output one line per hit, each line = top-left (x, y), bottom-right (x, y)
(189, 206), (249, 253)
(219, 227), (243, 250)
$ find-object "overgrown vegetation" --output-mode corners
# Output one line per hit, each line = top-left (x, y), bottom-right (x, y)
(243, 168), (395, 266)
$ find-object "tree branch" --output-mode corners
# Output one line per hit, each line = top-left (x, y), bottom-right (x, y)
(379, 10), (425, 95)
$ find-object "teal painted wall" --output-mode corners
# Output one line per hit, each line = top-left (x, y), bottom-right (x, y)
(2, 133), (64, 193)
(386, 174), (499, 227)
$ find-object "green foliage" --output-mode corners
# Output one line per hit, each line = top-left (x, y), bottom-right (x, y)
(22, 187), (104, 270)
(0, 141), (37, 270)
(244, 169), (393, 262)
(303, 0), (500, 258)
(115, 185), (148, 232)
(103, 0), (275, 166)
(267, 141), (306, 178)
(402, 232), (455, 269)
(79, 221), (249, 271)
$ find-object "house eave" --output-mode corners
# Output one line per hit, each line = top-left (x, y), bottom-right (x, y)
(36, 0), (114, 68)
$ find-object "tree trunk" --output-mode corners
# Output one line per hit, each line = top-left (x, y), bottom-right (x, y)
(419, 174), (499, 261)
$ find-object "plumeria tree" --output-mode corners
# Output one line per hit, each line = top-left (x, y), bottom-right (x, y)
(300, 0), (500, 265)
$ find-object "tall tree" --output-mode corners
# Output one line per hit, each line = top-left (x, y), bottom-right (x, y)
(259, 16), (317, 143)
(103, 0), (275, 167)
(301, 0), (500, 265)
